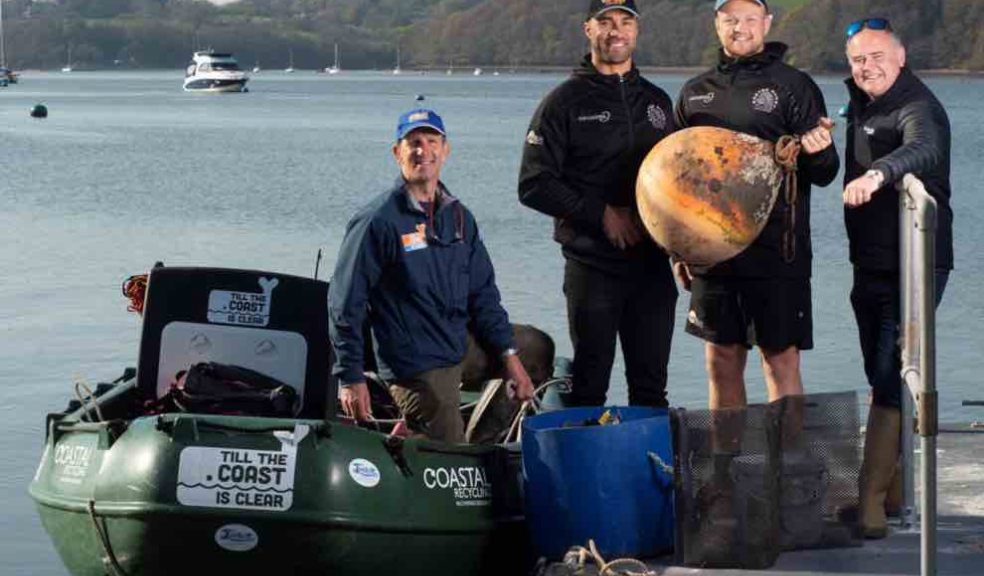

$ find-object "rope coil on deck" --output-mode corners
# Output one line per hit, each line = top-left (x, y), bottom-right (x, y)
(559, 539), (659, 576)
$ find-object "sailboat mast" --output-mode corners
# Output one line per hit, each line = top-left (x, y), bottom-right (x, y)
(1, 0), (7, 68)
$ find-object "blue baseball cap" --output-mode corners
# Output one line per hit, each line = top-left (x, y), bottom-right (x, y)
(714, 0), (769, 12)
(395, 108), (446, 142)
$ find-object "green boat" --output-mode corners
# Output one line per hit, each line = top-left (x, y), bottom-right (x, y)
(28, 266), (531, 576)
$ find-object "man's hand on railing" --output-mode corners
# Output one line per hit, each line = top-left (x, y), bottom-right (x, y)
(843, 169), (886, 207)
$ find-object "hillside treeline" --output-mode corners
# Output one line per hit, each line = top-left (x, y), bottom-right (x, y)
(1, 0), (982, 71)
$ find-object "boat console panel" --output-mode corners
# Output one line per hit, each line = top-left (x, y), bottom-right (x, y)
(136, 266), (335, 418)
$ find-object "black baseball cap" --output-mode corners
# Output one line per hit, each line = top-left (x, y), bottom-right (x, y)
(586, 0), (640, 21)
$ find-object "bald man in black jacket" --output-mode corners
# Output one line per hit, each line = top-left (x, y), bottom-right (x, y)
(842, 18), (953, 539)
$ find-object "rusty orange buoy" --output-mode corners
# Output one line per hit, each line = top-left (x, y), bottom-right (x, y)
(636, 126), (783, 269)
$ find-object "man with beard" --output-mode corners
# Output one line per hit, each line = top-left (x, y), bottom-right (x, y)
(330, 107), (535, 442)
(673, 0), (838, 411)
(518, 0), (678, 408)
(672, 2), (838, 559)
(842, 18), (952, 538)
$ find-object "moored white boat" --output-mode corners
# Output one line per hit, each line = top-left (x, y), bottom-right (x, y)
(183, 51), (249, 93)
(325, 43), (340, 74)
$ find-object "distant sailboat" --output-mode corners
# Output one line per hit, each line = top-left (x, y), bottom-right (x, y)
(61, 47), (73, 73)
(473, 67), (482, 76)
(284, 49), (294, 73)
(392, 46), (401, 75)
(0, 0), (7, 70)
(252, 60), (261, 73)
(326, 43), (340, 75)
(0, 0), (16, 84)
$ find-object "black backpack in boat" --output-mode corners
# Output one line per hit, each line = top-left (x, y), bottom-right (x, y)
(166, 362), (299, 417)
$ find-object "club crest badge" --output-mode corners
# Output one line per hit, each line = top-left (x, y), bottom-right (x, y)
(751, 87), (780, 114)
(647, 104), (667, 130)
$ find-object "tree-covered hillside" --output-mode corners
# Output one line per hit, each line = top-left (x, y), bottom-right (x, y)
(1, 0), (981, 71)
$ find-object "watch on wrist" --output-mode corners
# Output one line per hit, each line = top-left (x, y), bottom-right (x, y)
(501, 347), (519, 359)
(864, 169), (885, 187)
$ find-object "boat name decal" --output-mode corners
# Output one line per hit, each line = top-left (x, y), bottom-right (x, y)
(214, 524), (259, 552)
(348, 458), (381, 488)
(422, 466), (492, 507)
(207, 277), (279, 327)
(176, 424), (309, 511)
(53, 443), (93, 484)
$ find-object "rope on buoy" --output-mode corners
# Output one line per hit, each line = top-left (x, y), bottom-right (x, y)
(774, 135), (802, 264)
(774, 118), (835, 264)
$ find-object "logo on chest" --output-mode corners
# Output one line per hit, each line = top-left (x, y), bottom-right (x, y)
(401, 223), (428, 252)
(688, 92), (715, 106)
(751, 87), (780, 113)
(577, 110), (612, 123)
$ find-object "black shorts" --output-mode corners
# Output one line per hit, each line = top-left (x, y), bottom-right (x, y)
(685, 276), (813, 351)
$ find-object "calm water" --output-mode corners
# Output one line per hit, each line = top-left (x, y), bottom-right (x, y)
(1, 70), (982, 574)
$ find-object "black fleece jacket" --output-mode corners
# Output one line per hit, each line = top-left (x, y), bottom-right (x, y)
(844, 67), (953, 272)
(518, 56), (675, 278)
(675, 42), (840, 278)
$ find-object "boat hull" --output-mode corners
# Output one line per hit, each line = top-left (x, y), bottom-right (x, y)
(183, 78), (248, 93)
(29, 384), (529, 576)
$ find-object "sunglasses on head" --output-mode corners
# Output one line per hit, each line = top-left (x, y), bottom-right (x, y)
(845, 17), (892, 39)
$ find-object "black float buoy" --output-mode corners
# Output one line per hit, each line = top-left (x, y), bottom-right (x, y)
(415, 94), (425, 102)
(30, 103), (48, 119)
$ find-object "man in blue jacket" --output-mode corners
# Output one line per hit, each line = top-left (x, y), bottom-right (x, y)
(329, 108), (534, 442)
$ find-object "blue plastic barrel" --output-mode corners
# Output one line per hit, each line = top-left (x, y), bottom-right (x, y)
(522, 406), (675, 560)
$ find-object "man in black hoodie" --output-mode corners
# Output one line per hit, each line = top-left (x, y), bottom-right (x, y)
(674, 0), (838, 411)
(842, 18), (952, 539)
(518, 0), (677, 408)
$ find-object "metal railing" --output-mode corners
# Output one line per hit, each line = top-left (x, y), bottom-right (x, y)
(898, 173), (938, 576)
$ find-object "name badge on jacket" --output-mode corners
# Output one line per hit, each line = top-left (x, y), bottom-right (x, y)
(401, 223), (428, 252)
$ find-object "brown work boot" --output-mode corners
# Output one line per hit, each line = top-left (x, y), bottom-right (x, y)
(859, 405), (901, 539)
(884, 460), (903, 517)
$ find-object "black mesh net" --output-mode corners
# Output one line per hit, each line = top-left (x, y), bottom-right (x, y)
(776, 392), (863, 551)
(672, 392), (862, 568)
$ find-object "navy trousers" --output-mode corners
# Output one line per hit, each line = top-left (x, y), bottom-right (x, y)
(850, 268), (949, 408)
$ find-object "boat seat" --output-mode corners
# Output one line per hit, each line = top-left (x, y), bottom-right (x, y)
(136, 266), (335, 419)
